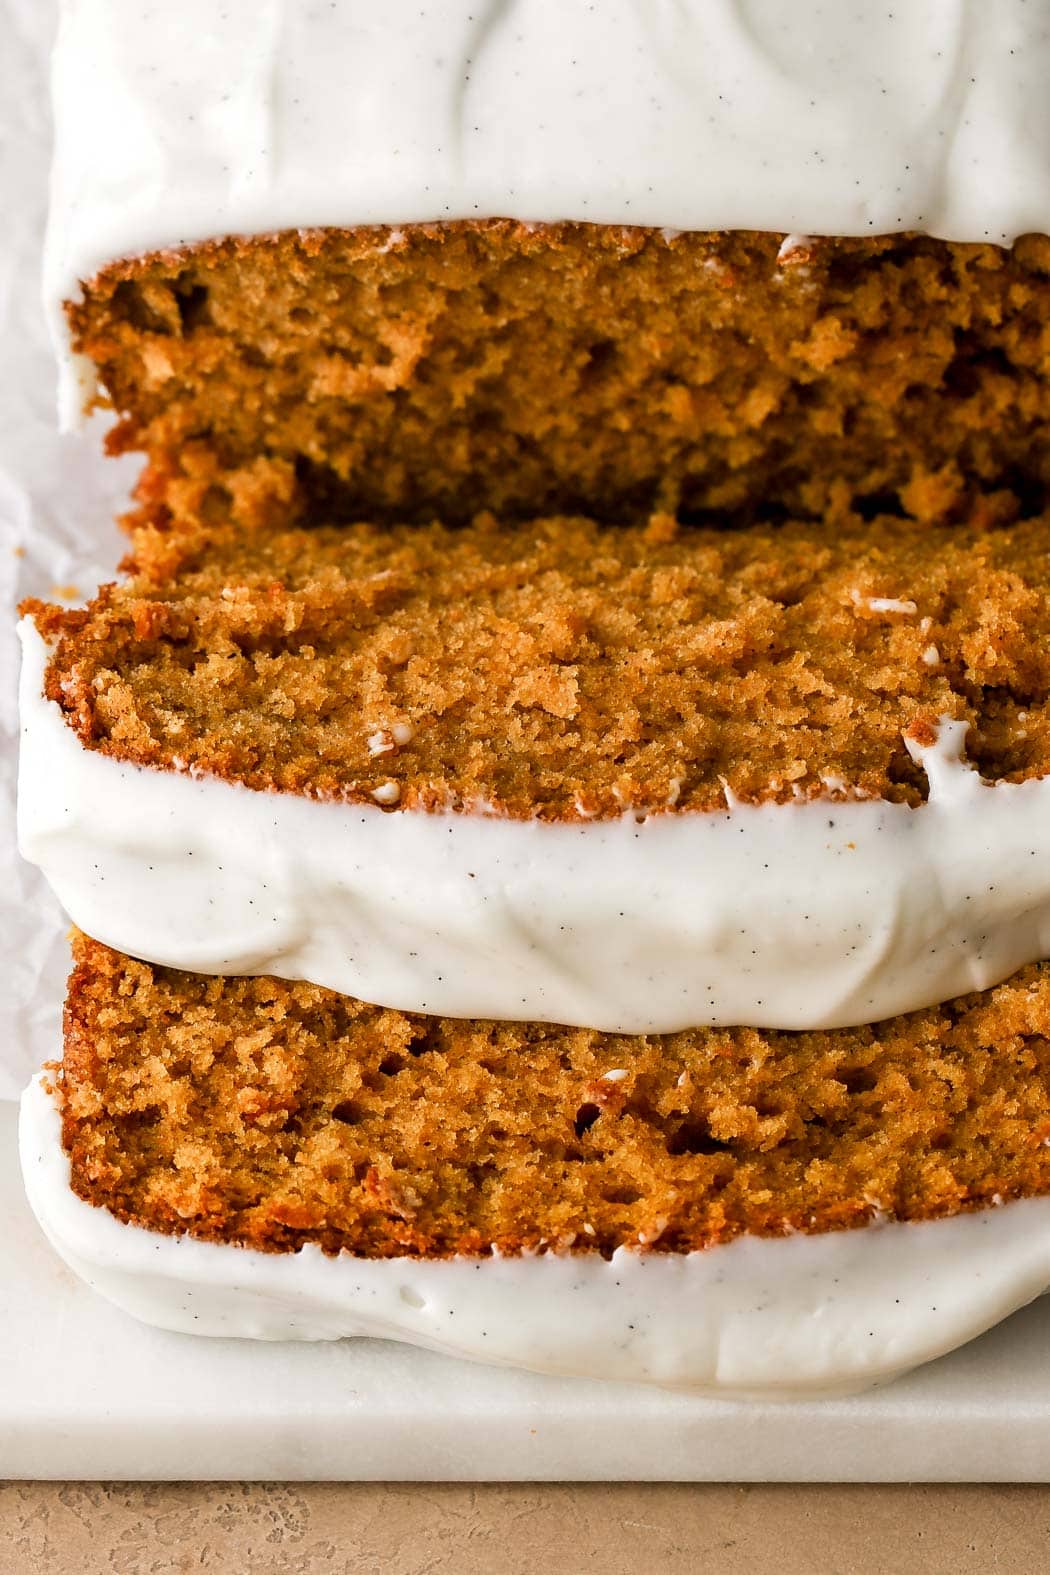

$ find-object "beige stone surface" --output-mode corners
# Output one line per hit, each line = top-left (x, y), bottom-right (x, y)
(1, 1483), (1048, 1574)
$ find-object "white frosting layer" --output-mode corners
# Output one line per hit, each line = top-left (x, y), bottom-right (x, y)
(20, 1073), (1050, 1397)
(19, 619), (1050, 1034)
(47, 0), (1050, 424)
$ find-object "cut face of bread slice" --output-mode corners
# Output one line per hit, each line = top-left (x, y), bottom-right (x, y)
(19, 936), (1050, 1394)
(19, 513), (1050, 1033)
(63, 226), (1050, 531)
(26, 511), (1050, 816)
(48, 4), (1050, 526)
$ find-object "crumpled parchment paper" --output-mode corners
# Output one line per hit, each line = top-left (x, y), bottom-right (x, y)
(1, 0), (139, 1100)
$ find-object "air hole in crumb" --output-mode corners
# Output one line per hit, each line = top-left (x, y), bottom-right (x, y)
(117, 1105), (162, 1133)
(574, 1102), (601, 1138)
(603, 1186), (642, 1207)
(581, 337), (616, 381)
(331, 1099), (364, 1126)
(854, 488), (906, 522)
(378, 1053), (406, 1077)
(111, 279), (160, 331)
(837, 1067), (878, 1095)
(666, 1120), (729, 1157)
(886, 744), (929, 802)
(175, 282), (210, 333)
(408, 1025), (442, 1058)
(998, 465), (1049, 521)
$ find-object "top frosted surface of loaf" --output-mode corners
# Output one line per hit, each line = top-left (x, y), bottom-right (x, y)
(48, 0), (1050, 299)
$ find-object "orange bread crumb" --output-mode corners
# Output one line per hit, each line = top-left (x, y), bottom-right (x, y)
(69, 223), (1050, 532)
(58, 936), (1050, 1259)
(25, 511), (1050, 819)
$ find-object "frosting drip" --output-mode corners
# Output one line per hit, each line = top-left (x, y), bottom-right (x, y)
(47, 0), (1050, 423)
(19, 620), (1050, 1035)
(20, 1073), (1050, 1397)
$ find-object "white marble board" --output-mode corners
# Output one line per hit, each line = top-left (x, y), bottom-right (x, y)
(3, 1105), (1050, 1483)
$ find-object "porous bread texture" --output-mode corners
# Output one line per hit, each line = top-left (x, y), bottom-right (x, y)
(25, 512), (1050, 818)
(44, 219), (1050, 1264)
(58, 935), (1050, 1258)
(69, 223), (1050, 533)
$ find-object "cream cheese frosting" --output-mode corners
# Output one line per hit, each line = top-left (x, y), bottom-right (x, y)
(20, 1072), (1050, 1397)
(47, 0), (1050, 424)
(20, 618), (1050, 1035)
